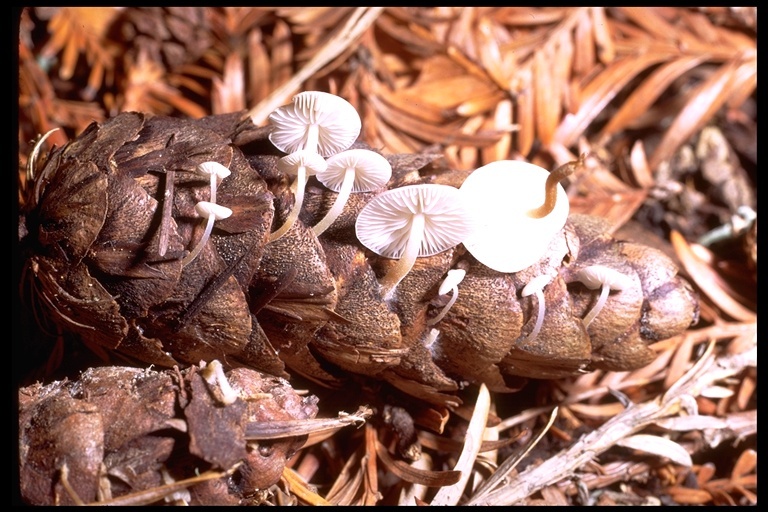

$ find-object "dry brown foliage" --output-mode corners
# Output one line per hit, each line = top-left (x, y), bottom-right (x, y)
(16, 7), (755, 506)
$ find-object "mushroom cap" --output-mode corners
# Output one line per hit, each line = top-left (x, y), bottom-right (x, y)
(195, 161), (231, 180)
(277, 150), (328, 177)
(268, 91), (361, 157)
(438, 268), (467, 295)
(522, 274), (553, 297)
(459, 160), (570, 273)
(195, 201), (233, 220)
(575, 265), (633, 290)
(317, 149), (392, 193)
(355, 184), (475, 259)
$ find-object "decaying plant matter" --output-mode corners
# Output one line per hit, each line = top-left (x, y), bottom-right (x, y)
(17, 7), (756, 506)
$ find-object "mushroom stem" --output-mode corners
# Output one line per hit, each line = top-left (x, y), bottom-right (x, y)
(520, 274), (552, 343)
(208, 173), (218, 205)
(182, 215), (215, 267)
(304, 123), (320, 154)
(379, 212), (425, 299)
(427, 288), (459, 326)
(524, 290), (546, 342)
(583, 284), (610, 328)
(528, 153), (586, 219)
(269, 165), (307, 242)
(312, 167), (355, 236)
(182, 203), (233, 267)
(427, 268), (466, 326)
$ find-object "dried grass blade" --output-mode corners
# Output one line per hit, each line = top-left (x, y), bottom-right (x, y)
(599, 55), (708, 141)
(555, 52), (670, 147)
(670, 230), (756, 322)
(369, 94), (502, 147)
(648, 60), (747, 170)
(282, 467), (332, 506)
(325, 445), (364, 505)
(731, 448), (757, 480)
(533, 44), (558, 145)
(362, 423), (379, 505)
(467, 406), (558, 504)
(618, 7), (681, 40)
(374, 440), (460, 487)
(615, 434), (693, 467)
(247, 30), (271, 104)
(212, 53), (245, 114)
(589, 7), (614, 63)
(244, 406), (371, 440)
(515, 69), (536, 157)
(248, 7), (384, 125)
(666, 487), (716, 504)
(430, 384), (491, 505)
(572, 8), (595, 76)
(567, 402), (626, 418)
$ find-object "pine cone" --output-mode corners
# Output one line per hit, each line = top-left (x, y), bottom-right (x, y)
(19, 111), (700, 409)
(18, 363), (319, 505)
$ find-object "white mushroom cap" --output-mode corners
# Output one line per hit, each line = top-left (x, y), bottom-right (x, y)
(355, 183), (475, 299)
(194, 161), (231, 204)
(574, 265), (633, 291)
(312, 149), (392, 236)
(317, 149), (392, 193)
(268, 91), (361, 157)
(194, 201), (233, 220)
(522, 274), (554, 297)
(427, 268), (467, 326)
(438, 268), (467, 296)
(196, 161), (232, 180)
(574, 265), (633, 328)
(277, 149), (328, 177)
(459, 160), (569, 273)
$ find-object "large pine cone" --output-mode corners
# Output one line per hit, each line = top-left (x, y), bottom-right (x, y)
(19, 111), (699, 407)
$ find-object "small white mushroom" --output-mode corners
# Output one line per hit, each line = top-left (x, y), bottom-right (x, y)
(459, 160), (571, 273)
(520, 274), (554, 343)
(269, 150), (328, 242)
(200, 360), (239, 405)
(574, 265), (634, 328)
(423, 328), (440, 351)
(181, 201), (233, 267)
(194, 161), (231, 205)
(427, 268), (467, 326)
(355, 184), (475, 300)
(312, 149), (392, 236)
(268, 91), (361, 157)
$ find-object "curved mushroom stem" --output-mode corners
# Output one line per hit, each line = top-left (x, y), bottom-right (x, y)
(583, 283), (610, 328)
(182, 214), (217, 267)
(427, 286), (459, 326)
(312, 167), (355, 236)
(379, 213), (425, 300)
(522, 289), (546, 342)
(269, 166), (308, 242)
(528, 153), (587, 219)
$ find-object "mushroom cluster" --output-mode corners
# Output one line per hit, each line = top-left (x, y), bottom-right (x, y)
(20, 99), (700, 417)
(266, 91), (393, 242)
